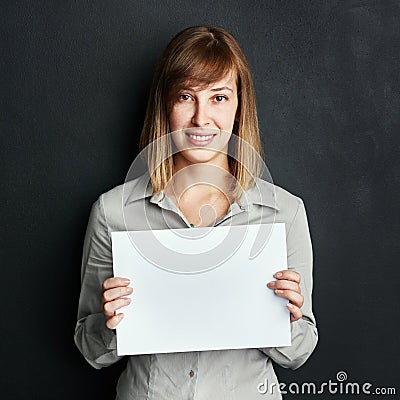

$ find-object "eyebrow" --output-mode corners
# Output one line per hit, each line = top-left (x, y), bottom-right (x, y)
(210, 86), (233, 92)
(179, 85), (234, 93)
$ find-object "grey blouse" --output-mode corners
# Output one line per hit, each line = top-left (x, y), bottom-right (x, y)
(74, 172), (318, 400)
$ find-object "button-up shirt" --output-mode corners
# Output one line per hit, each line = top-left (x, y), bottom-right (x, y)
(74, 172), (318, 399)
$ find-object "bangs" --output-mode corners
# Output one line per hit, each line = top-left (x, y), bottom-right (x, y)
(165, 35), (238, 99)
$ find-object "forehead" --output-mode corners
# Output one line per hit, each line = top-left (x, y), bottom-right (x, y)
(181, 71), (237, 92)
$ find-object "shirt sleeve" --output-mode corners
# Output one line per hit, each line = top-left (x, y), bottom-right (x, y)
(74, 194), (124, 369)
(258, 198), (318, 369)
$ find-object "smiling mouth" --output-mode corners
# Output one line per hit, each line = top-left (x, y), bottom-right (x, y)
(185, 132), (217, 141)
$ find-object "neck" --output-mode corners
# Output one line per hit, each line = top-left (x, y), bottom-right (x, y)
(169, 154), (233, 199)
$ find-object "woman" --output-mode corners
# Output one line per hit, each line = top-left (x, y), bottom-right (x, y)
(75, 26), (318, 399)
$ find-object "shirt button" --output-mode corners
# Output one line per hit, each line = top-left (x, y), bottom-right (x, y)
(189, 370), (195, 378)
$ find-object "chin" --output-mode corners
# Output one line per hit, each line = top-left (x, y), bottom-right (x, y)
(180, 148), (222, 164)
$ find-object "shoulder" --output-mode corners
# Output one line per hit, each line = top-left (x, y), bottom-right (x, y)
(253, 179), (311, 241)
(253, 177), (305, 216)
(275, 183), (305, 213)
(93, 173), (151, 230)
(100, 172), (150, 205)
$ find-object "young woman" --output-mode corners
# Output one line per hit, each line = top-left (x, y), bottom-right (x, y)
(75, 26), (318, 399)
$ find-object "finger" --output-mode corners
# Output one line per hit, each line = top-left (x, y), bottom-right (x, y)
(106, 313), (124, 330)
(103, 277), (131, 291)
(273, 289), (304, 308)
(103, 285), (133, 303)
(267, 280), (301, 293)
(274, 270), (300, 284)
(287, 303), (302, 323)
(103, 297), (132, 317)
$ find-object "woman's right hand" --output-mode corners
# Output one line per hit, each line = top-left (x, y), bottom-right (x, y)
(102, 277), (133, 329)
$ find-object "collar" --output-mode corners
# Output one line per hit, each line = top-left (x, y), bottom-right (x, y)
(123, 171), (157, 206)
(237, 177), (280, 211)
(123, 172), (279, 211)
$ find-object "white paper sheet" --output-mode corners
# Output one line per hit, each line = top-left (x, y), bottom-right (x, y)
(111, 223), (290, 356)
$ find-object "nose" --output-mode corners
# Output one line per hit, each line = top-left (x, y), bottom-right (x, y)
(191, 101), (210, 126)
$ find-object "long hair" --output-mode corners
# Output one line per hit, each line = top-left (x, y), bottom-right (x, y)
(139, 26), (263, 200)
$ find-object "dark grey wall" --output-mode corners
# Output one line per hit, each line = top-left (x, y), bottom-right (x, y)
(2, 1), (399, 399)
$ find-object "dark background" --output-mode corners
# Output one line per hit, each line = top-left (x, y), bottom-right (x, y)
(2, 0), (400, 399)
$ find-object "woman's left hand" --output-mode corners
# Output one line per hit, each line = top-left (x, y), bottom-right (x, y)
(267, 270), (304, 323)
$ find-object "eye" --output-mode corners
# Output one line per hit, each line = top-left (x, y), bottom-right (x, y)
(214, 95), (228, 102)
(178, 94), (192, 102)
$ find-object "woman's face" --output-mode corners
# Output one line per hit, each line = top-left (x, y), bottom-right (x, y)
(169, 71), (238, 168)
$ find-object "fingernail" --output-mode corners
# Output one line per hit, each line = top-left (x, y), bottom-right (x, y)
(267, 281), (276, 288)
(122, 279), (130, 284)
(287, 303), (293, 309)
(275, 272), (283, 278)
(275, 289), (284, 294)
(126, 287), (133, 293)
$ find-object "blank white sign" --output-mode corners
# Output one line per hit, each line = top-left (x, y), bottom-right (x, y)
(111, 223), (290, 356)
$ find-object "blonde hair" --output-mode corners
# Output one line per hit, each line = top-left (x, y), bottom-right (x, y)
(139, 26), (264, 201)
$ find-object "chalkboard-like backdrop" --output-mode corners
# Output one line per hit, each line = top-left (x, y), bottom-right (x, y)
(2, 1), (399, 399)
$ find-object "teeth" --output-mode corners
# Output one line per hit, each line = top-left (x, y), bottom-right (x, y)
(188, 134), (214, 141)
